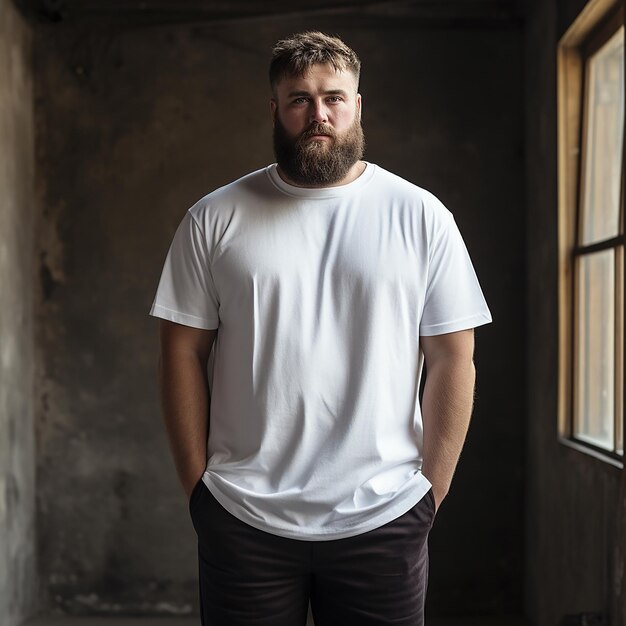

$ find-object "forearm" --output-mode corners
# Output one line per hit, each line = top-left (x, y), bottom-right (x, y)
(158, 351), (210, 497)
(421, 356), (476, 506)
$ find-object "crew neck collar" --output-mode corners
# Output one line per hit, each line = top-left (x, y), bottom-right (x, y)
(266, 161), (376, 198)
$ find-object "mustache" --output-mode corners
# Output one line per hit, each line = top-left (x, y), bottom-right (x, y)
(299, 123), (337, 141)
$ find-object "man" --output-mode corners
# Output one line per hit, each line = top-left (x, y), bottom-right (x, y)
(150, 31), (492, 625)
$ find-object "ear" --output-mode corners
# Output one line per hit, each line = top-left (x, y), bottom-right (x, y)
(356, 93), (362, 121)
(270, 99), (277, 127)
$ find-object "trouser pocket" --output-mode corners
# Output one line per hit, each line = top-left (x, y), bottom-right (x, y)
(188, 475), (205, 515)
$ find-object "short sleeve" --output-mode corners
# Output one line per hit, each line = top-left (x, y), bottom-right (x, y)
(149, 211), (220, 330)
(419, 210), (492, 336)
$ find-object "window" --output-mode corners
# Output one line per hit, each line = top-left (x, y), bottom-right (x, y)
(558, 0), (624, 464)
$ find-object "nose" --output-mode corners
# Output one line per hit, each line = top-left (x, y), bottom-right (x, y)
(309, 100), (329, 124)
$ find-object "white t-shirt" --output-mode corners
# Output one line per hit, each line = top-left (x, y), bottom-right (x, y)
(150, 162), (492, 540)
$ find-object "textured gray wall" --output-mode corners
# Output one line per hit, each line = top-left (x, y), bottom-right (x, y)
(525, 0), (625, 624)
(33, 15), (524, 617)
(0, 0), (38, 623)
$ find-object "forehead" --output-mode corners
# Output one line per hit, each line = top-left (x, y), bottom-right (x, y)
(275, 63), (358, 95)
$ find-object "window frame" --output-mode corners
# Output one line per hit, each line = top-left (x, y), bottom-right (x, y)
(557, 0), (625, 468)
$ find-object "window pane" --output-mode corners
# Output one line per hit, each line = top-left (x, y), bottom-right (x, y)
(574, 249), (615, 449)
(580, 26), (624, 246)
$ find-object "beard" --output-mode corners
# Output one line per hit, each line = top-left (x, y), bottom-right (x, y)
(273, 113), (365, 187)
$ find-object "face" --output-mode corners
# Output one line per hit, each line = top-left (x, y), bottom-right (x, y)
(271, 63), (365, 187)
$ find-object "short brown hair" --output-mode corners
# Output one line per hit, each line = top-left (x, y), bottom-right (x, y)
(269, 31), (361, 92)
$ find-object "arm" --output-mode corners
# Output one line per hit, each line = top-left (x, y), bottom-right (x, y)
(158, 319), (218, 500)
(419, 328), (477, 513)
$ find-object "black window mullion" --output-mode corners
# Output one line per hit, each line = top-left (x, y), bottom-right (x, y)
(574, 234), (625, 256)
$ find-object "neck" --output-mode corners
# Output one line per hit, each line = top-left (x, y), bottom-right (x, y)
(276, 160), (366, 189)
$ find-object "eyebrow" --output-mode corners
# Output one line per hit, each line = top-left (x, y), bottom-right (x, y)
(287, 89), (349, 98)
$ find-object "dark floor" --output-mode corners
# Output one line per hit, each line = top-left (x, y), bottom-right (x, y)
(23, 616), (531, 626)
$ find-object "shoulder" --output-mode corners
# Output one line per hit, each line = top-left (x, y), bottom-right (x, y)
(187, 166), (272, 223)
(371, 164), (454, 224)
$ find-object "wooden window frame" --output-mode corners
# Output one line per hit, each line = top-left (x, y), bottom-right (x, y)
(557, 0), (625, 468)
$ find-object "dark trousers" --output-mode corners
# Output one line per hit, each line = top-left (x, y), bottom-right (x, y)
(189, 478), (436, 625)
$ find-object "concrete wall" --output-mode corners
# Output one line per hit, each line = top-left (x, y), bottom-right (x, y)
(0, 0), (38, 624)
(525, 0), (625, 624)
(33, 14), (525, 617)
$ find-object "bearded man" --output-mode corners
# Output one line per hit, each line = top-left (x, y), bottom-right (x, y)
(150, 31), (492, 626)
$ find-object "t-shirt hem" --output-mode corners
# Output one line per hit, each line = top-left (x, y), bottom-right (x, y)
(149, 302), (219, 330)
(202, 473), (433, 541)
(419, 312), (492, 336)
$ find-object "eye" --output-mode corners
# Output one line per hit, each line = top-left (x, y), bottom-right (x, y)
(292, 97), (309, 104)
(327, 96), (343, 103)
